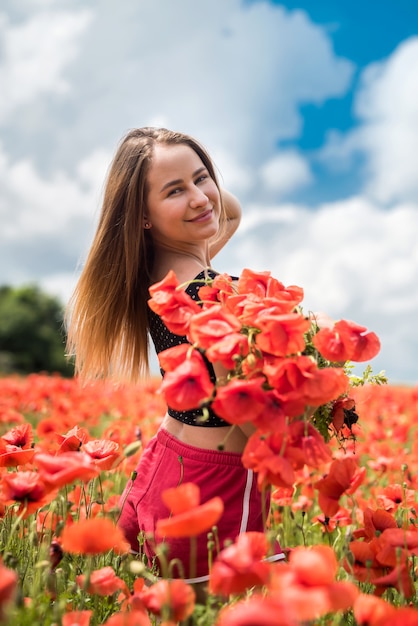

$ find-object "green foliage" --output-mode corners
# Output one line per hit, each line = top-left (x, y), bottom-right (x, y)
(0, 284), (73, 376)
(347, 363), (388, 387)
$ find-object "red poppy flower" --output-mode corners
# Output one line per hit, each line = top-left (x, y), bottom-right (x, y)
(237, 269), (303, 307)
(271, 486), (294, 507)
(0, 470), (57, 516)
(156, 500), (224, 538)
(1, 423), (33, 448)
(251, 388), (286, 433)
(236, 268), (275, 298)
(219, 292), (252, 320)
(288, 544), (341, 585)
(355, 593), (418, 625)
(211, 378), (267, 425)
(216, 594), (296, 626)
(264, 355), (349, 416)
(353, 507), (398, 541)
(254, 313), (310, 357)
(102, 610), (152, 626)
(205, 332), (249, 370)
(34, 451), (100, 487)
(391, 608), (418, 625)
(285, 420), (332, 470)
(0, 423), (35, 467)
(237, 298), (294, 326)
(299, 364), (349, 407)
(313, 319), (380, 362)
(62, 610), (93, 626)
(161, 482), (200, 514)
(82, 439), (122, 470)
(197, 273), (235, 306)
(127, 578), (147, 613)
(315, 457), (366, 517)
(370, 558), (415, 598)
(346, 539), (387, 583)
(188, 305), (242, 350)
(209, 532), (271, 596)
(270, 545), (359, 621)
(0, 407), (24, 425)
(330, 396), (356, 431)
(36, 416), (77, 444)
(60, 517), (130, 555)
(158, 343), (193, 372)
(138, 579), (195, 621)
(376, 484), (416, 512)
(57, 425), (90, 453)
(159, 350), (215, 411)
(353, 594), (396, 626)
(0, 558), (18, 611)
(156, 482), (224, 538)
(0, 439), (35, 468)
(212, 272), (236, 292)
(377, 527), (418, 561)
(242, 431), (295, 489)
(197, 283), (221, 305)
(76, 566), (129, 596)
(313, 507), (353, 532)
(148, 270), (201, 336)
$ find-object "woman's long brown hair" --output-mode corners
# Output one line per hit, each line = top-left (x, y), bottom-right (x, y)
(66, 127), (224, 381)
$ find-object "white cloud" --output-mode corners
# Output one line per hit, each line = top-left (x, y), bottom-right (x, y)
(320, 37), (418, 204)
(0, 7), (93, 121)
(260, 151), (313, 197)
(1, 148), (107, 238)
(209, 148), (255, 198)
(359, 38), (418, 203)
(31, 0), (353, 169)
(234, 197), (418, 317)
(0, 141), (109, 284)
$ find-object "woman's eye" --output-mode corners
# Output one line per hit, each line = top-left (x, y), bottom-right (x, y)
(167, 187), (181, 196)
(195, 174), (208, 184)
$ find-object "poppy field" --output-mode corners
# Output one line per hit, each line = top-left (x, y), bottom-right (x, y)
(0, 373), (418, 625)
(2, 268), (418, 625)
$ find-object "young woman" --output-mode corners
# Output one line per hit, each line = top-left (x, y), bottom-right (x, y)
(66, 127), (285, 588)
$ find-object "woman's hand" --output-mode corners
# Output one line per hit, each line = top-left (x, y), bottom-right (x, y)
(209, 189), (242, 259)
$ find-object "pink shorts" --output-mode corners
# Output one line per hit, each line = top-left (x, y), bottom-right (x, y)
(118, 428), (284, 583)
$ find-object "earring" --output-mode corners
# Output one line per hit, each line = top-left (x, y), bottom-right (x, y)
(144, 222), (151, 229)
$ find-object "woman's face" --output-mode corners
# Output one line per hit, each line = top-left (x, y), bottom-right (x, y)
(145, 143), (221, 248)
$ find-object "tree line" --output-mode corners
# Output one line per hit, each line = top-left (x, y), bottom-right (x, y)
(0, 285), (74, 376)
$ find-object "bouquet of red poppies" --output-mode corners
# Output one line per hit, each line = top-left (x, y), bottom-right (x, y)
(148, 268), (383, 490)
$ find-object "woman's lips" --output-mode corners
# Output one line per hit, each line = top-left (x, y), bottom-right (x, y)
(188, 209), (213, 222)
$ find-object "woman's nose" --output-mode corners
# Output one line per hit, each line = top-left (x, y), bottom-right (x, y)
(189, 185), (208, 208)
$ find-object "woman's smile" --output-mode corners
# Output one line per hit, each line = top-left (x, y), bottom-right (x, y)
(187, 209), (214, 223)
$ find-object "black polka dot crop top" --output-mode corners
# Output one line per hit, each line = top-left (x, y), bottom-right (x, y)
(148, 269), (230, 427)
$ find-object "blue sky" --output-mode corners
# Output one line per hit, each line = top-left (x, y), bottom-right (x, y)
(272, 0), (418, 204)
(275, 0), (418, 65)
(0, 0), (417, 384)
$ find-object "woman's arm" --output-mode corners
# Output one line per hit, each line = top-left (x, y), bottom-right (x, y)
(209, 189), (242, 259)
